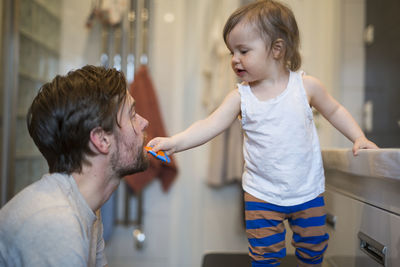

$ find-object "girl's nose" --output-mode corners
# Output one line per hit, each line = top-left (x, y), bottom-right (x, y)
(231, 53), (240, 64)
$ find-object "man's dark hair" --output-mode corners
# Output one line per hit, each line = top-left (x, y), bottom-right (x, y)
(27, 65), (128, 174)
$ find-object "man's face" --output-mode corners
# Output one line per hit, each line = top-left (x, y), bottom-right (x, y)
(111, 92), (149, 178)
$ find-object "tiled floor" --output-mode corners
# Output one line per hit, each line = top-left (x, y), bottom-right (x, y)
(105, 225), (136, 267)
(105, 225), (167, 267)
(105, 225), (332, 267)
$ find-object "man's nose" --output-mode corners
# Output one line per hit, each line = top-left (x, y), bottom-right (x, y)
(140, 115), (149, 130)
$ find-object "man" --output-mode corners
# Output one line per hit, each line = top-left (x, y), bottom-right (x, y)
(0, 65), (149, 266)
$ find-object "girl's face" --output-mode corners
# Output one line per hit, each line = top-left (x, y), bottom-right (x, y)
(226, 21), (273, 83)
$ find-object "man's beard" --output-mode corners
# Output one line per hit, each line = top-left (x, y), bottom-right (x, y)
(111, 138), (149, 178)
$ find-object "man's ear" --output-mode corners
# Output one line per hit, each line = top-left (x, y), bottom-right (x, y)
(89, 127), (111, 154)
(271, 38), (285, 59)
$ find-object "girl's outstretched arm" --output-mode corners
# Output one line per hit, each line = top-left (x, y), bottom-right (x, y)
(303, 75), (378, 156)
(147, 89), (241, 155)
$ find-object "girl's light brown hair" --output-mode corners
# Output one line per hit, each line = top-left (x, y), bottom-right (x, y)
(223, 0), (301, 71)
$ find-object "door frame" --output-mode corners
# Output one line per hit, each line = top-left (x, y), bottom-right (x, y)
(0, 0), (19, 207)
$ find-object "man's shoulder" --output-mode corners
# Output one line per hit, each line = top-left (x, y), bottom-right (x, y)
(0, 207), (88, 266)
(0, 196), (81, 265)
(1, 204), (80, 240)
(0, 195), (77, 238)
(0, 175), (75, 237)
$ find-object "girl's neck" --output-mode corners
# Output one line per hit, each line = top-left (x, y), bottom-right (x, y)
(250, 67), (289, 89)
(249, 68), (290, 101)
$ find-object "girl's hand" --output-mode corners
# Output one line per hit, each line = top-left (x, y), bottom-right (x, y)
(352, 136), (379, 156)
(146, 137), (177, 155)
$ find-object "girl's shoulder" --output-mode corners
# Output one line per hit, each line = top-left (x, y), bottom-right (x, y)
(229, 87), (241, 100)
(302, 74), (322, 87)
(236, 82), (248, 95)
(301, 74), (325, 99)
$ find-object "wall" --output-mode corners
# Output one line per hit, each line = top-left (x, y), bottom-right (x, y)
(336, 0), (366, 147)
(59, 0), (366, 266)
(59, 0), (100, 73)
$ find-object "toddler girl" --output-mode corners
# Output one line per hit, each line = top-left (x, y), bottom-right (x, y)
(148, 1), (378, 266)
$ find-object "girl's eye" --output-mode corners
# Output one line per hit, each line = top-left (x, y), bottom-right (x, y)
(240, 50), (248, 54)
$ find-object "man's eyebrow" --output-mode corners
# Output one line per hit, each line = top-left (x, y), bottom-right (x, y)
(129, 100), (136, 115)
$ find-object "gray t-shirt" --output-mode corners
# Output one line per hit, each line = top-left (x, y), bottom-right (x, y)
(0, 173), (107, 267)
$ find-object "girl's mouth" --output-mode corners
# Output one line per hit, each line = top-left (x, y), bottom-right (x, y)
(236, 69), (245, 76)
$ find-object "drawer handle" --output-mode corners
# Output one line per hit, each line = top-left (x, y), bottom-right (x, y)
(326, 213), (336, 229)
(358, 231), (387, 266)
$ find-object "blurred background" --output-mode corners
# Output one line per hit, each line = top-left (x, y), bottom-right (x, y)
(0, 0), (399, 266)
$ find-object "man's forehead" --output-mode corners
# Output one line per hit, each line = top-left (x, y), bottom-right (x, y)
(119, 92), (135, 116)
(125, 92), (135, 106)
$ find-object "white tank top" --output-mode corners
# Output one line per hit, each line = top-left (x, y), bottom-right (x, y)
(238, 71), (325, 206)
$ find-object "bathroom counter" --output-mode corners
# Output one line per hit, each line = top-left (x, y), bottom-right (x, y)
(322, 148), (400, 181)
(321, 148), (400, 215)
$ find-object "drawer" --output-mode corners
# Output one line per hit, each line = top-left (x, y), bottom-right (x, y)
(325, 188), (400, 267)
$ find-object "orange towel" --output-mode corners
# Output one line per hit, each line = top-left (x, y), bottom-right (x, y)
(124, 65), (178, 193)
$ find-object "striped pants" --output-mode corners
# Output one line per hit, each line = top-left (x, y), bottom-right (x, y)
(244, 193), (329, 267)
